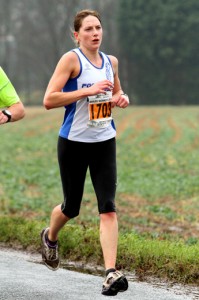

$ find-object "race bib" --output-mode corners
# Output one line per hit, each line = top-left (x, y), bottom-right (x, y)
(87, 91), (112, 128)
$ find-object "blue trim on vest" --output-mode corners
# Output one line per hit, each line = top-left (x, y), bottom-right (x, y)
(60, 102), (76, 138)
(59, 77), (78, 139)
(78, 48), (104, 69)
(70, 50), (83, 80)
(111, 119), (116, 130)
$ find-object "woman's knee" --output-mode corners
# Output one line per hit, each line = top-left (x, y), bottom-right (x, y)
(61, 203), (80, 219)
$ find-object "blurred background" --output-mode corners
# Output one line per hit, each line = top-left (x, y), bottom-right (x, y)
(0, 0), (198, 105)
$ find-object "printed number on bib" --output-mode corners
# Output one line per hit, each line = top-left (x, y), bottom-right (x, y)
(88, 92), (113, 128)
(89, 102), (111, 120)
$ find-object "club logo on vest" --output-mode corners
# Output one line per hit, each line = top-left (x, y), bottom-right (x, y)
(84, 63), (91, 70)
(105, 62), (112, 81)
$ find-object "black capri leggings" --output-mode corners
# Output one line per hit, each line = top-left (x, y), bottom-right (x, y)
(57, 136), (117, 218)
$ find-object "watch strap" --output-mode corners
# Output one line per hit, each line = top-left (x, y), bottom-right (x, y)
(2, 110), (12, 122)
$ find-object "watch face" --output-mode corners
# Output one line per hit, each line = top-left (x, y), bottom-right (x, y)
(2, 109), (12, 122)
(4, 110), (11, 116)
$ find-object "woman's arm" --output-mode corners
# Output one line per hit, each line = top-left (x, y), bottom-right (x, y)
(43, 52), (114, 110)
(108, 55), (129, 108)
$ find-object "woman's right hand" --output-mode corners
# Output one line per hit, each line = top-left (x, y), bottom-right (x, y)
(87, 80), (114, 95)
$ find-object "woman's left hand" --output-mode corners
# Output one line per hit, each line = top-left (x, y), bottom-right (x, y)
(111, 94), (129, 108)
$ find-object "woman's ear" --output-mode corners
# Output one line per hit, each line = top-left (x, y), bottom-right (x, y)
(74, 31), (79, 44)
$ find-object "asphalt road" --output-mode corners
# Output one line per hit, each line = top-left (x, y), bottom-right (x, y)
(0, 248), (196, 300)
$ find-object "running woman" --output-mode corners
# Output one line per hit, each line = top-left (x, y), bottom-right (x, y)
(41, 9), (129, 296)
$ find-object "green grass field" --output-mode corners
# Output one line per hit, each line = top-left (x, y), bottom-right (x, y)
(1, 106), (199, 241)
(1, 106), (199, 284)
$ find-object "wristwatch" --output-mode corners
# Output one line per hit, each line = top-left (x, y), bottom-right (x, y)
(121, 93), (129, 97)
(2, 110), (12, 122)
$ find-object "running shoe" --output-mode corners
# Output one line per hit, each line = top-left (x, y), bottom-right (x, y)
(40, 227), (60, 271)
(101, 270), (128, 296)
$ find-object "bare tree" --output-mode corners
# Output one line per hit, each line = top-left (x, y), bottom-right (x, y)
(0, 0), (119, 105)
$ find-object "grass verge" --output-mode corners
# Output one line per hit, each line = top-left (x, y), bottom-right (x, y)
(0, 216), (198, 285)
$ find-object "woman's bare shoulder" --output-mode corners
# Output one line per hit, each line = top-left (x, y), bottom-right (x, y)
(108, 55), (118, 65)
(59, 50), (79, 65)
(107, 55), (119, 74)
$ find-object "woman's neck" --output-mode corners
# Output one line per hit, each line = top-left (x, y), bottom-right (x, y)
(79, 47), (102, 67)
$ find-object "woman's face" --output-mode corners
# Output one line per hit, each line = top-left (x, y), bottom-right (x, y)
(74, 15), (103, 50)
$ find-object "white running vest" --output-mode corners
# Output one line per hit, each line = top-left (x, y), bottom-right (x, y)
(59, 48), (116, 142)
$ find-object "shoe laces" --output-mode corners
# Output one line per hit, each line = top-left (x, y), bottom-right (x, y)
(104, 271), (123, 285)
(46, 246), (58, 260)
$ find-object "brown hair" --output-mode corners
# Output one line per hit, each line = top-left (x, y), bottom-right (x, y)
(73, 9), (101, 32)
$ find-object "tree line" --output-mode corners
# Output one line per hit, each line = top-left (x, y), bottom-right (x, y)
(0, 0), (198, 105)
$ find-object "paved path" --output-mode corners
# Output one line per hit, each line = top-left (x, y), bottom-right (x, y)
(0, 249), (196, 300)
